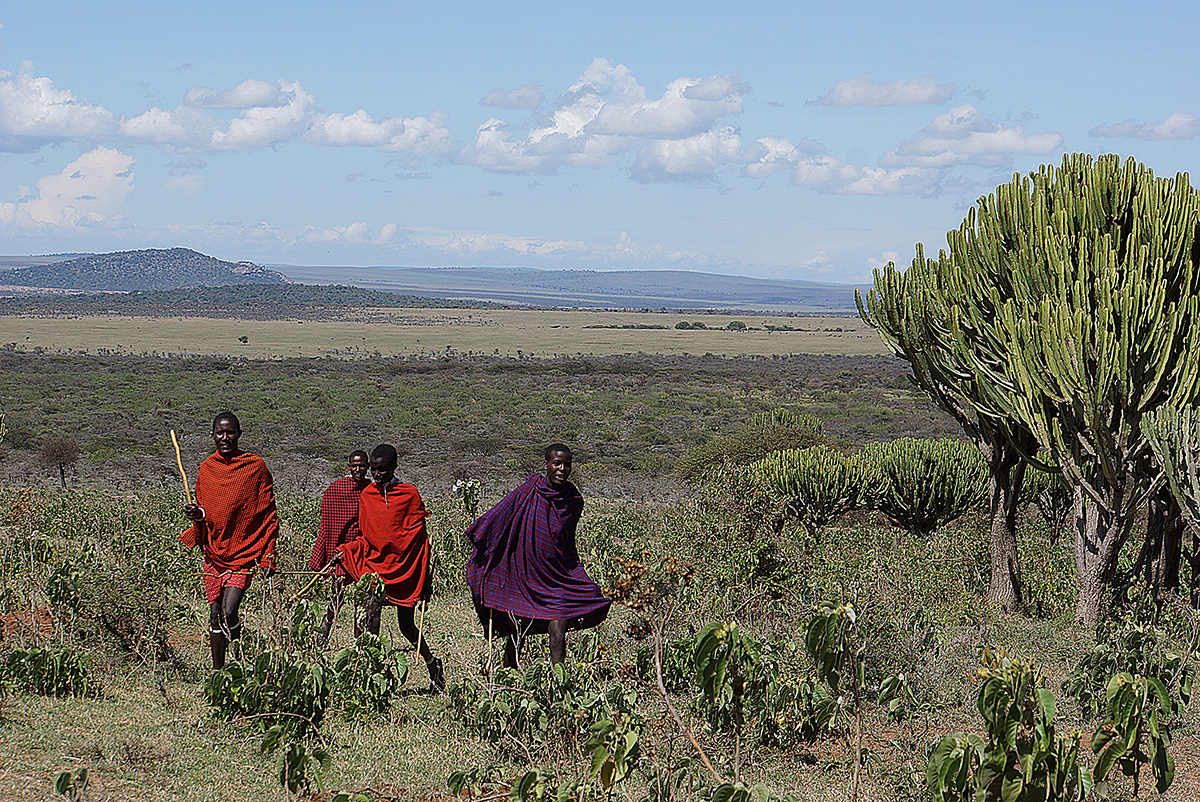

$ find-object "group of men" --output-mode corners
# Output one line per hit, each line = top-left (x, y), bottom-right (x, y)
(182, 411), (611, 692)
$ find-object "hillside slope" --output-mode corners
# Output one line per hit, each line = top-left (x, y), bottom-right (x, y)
(0, 248), (287, 292)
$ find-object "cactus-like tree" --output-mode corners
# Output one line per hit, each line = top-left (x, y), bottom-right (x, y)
(858, 251), (1040, 611)
(749, 445), (872, 537)
(962, 155), (1200, 625)
(1142, 405), (1200, 606)
(860, 438), (988, 538)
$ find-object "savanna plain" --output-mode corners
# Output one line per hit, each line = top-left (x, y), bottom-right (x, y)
(0, 309), (1196, 802)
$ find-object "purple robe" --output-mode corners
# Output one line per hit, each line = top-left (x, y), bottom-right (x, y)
(465, 474), (610, 635)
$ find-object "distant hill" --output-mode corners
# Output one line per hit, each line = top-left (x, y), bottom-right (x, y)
(0, 248), (287, 293)
(275, 265), (864, 312)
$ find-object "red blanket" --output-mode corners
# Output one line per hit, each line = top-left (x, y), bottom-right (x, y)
(309, 476), (370, 572)
(181, 450), (279, 575)
(337, 481), (430, 606)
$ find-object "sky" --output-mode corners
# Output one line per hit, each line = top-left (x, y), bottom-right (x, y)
(1, 1), (1198, 283)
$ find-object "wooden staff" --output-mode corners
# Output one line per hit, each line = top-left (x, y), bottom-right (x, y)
(486, 609), (494, 679)
(170, 429), (193, 505)
(287, 563), (333, 604)
(415, 599), (427, 657)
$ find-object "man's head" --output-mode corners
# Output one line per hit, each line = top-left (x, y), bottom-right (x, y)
(543, 443), (573, 487)
(348, 449), (369, 482)
(369, 443), (398, 488)
(212, 411), (241, 458)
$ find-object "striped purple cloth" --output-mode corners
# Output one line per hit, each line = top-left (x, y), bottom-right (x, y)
(465, 474), (610, 635)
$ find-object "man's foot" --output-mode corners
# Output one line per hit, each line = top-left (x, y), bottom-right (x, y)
(426, 657), (445, 694)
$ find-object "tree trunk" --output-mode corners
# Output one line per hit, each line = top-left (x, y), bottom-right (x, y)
(1073, 486), (1134, 627)
(58, 464), (66, 489)
(1144, 487), (1183, 599)
(987, 443), (1025, 611)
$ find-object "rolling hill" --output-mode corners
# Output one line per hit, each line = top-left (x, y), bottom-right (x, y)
(0, 248), (287, 293)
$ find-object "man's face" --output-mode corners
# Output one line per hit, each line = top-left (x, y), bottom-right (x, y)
(348, 454), (369, 482)
(212, 419), (240, 457)
(369, 454), (396, 487)
(545, 449), (572, 487)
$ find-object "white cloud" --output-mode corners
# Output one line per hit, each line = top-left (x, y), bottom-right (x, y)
(791, 156), (936, 195)
(880, 103), (1062, 168)
(480, 82), (544, 109)
(0, 62), (116, 152)
(459, 58), (747, 174)
(298, 221), (409, 246)
(119, 105), (222, 151)
(0, 147), (134, 230)
(184, 79), (291, 109)
(741, 136), (828, 179)
(632, 126), (742, 183)
(305, 110), (453, 154)
(813, 75), (955, 107)
(1090, 111), (1200, 140)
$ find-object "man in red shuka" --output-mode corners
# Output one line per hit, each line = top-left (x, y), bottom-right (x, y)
(181, 412), (279, 669)
(309, 449), (370, 646)
(331, 443), (444, 692)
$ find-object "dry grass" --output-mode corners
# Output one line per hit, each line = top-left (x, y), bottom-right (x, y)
(0, 310), (886, 360)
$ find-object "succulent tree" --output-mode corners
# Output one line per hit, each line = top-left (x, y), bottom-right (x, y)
(858, 243), (1040, 612)
(749, 445), (872, 537)
(1142, 405), (1200, 605)
(964, 155), (1200, 625)
(860, 438), (988, 538)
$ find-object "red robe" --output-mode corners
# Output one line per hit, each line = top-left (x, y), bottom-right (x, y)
(181, 451), (279, 586)
(309, 476), (370, 574)
(336, 480), (430, 606)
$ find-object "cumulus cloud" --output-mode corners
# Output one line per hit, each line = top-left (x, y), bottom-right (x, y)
(298, 221), (409, 246)
(184, 79), (292, 109)
(459, 58), (749, 177)
(480, 82), (544, 109)
(305, 109), (453, 153)
(632, 126), (741, 183)
(812, 75), (955, 107)
(791, 156), (937, 195)
(1090, 111), (1200, 140)
(0, 147), (134, 230)
(880, 104), (1062, 168)
(0, 62), (116, 152)
(740, 136), (828, 179)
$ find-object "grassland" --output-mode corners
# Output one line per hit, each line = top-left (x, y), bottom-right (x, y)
(0, 309), (884, 360)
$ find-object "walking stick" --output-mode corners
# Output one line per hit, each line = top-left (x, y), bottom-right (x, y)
(415, 599), (427, 657)
(486, 609), (494, 679)
(288, 563), (334, 604)
(170, 429), (193, 505)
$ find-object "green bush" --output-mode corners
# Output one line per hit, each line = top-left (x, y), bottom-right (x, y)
(860, 438), (988, 536)
(749, 445), (872, 536)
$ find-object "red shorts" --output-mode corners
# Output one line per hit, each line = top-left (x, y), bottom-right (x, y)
(202, 563), (253, 604)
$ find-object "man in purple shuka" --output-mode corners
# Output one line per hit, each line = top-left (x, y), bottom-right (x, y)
(465, 443), (610, 667)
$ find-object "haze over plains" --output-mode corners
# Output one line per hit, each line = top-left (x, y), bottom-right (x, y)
(1, 3), (1197, 283)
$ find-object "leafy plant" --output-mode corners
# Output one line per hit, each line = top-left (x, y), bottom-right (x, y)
(3, 646), (93, 697)
(330, 632), (409, 717)
(261, 724), (333, 794)
(1091, 672), (1175, 796)
(203, 649), (330, 736)
(749, 446), (873, 536)
(927, 647), (1090, 802)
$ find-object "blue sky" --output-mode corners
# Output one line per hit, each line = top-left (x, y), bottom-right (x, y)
(1, 1), (1197, 282)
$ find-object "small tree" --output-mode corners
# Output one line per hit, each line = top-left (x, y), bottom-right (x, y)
(861, 438), (988, 537)
(39, 436), (80, 489)
(750, 446), (872, 537)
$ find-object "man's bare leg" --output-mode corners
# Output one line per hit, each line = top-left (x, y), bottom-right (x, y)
(397, 605), (443, 691)
(548, 619), (567, 664)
